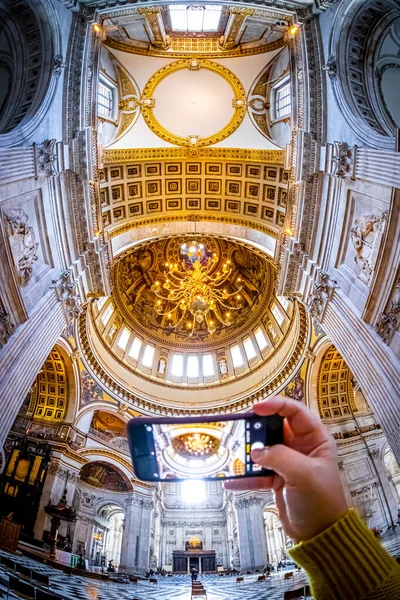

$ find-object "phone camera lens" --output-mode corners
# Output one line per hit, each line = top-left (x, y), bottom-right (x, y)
(146, 426), (153, 432)
(253, 422), (262, 430)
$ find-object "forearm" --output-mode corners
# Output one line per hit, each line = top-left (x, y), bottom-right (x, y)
(289, 509), (400, 600)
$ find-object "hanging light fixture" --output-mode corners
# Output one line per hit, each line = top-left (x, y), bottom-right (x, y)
(151, 240), (243, 337)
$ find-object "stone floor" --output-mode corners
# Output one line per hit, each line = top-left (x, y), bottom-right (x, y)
(0, 528), (399, 600)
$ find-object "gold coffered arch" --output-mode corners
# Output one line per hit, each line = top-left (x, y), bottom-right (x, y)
(317, 344), (357, 420)
(28, 349), (69, 422)
(99, 153), (288, 234)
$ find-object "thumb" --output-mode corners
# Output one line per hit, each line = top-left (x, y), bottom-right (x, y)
(251, 444), (311, 485)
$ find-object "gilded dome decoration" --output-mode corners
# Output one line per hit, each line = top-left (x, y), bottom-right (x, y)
(114, 235), (274, 345)
(172, 432), (220, 458)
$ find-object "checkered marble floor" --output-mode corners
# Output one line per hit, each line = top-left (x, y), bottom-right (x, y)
(1, 527), (399, 600)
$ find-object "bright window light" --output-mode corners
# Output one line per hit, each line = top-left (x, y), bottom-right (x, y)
(255, 327), (268, 351)
(97, 296), (108, 311)
(98, 82), (113, 118)
(187, 355), (199, 377)
(277, 295), (290, 311)
(275, 81), (291, 119)
(142, 345), (155, 368)
(271, 304), (285, 326)
(243, 338), (257, 361)
(171, 354), (184, 377)
(181, 480), (206, 504)
(231, 345), (244, 368)
(117, 327), (130, 351)
(129, 337), (142, 360)
(169, 5), (222, 32)
(101, 304), (114, 326)
(203, 354), (214, 377)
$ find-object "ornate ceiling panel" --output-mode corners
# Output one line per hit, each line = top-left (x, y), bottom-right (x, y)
(102, 5), (288, 59)
(99, 155), (288, 236)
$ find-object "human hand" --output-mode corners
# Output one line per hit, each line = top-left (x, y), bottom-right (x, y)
(225, 396), (349, 542)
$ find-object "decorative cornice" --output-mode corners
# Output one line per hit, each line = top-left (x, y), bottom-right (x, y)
(102, 147), (285, 165)
(107, 214), (279, 242)
(104, 36), (286, 60)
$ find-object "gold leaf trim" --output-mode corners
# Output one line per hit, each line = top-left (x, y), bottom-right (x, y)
(104, 36), (286, 59)
(102, 147), (285, 164)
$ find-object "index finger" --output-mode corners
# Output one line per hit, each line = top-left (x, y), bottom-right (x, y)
(253, 395), (327, 439)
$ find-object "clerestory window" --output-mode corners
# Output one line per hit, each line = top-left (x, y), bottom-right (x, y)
(169, 5), (222, 33)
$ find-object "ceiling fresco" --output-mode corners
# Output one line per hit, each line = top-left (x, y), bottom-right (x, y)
(113, 235), (275, 346)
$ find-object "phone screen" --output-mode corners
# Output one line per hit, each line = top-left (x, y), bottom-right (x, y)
(127, 414), (283, 482)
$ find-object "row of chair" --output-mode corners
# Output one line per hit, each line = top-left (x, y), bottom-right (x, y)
(6, 575), (63, 600)
(283, 585), (312, 599)
(0, 556), (50, 588)
(191, 580), (207, 599)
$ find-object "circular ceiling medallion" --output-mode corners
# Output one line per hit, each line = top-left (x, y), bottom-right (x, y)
(141, 59), (247, 147)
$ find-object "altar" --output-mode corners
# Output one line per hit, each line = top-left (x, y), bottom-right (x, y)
(172, 549), (216, 573)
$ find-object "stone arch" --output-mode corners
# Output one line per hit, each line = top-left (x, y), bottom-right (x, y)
(316, 343), (357, 420)
(28, 347), (68, 423)
(110, 220), (277, 262)
(0, 0), (62, 146)
(307, 337), (361, 421)
(329, 0), (399, 149)
(74, 402), (133, 435)
(21, 340), (79, 426)
(78, 449), (134, 486)
(79, 458), (133, 492)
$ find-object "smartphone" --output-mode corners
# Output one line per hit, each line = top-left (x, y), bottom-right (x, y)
(127, 413), (283, 482)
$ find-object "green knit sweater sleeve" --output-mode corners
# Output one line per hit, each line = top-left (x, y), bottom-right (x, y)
(288, 509), (400, 600)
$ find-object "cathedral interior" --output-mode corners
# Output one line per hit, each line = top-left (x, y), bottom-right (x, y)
(0, 0), (400, 598)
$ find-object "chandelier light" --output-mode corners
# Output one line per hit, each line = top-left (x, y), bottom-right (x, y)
(151, 240), (243, 336)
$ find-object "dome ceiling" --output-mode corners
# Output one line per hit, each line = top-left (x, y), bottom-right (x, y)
(113, 235), (275, 348)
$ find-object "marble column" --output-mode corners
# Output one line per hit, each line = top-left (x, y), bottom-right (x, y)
(235, 495), (267, 572)
(119, 495), (154, 574)
(322, 294), (400, 465)
(369, 448), (398, 527)
(354, 148), (400, 188)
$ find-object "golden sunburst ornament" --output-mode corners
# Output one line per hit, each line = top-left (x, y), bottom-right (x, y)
(151, 240), (244, 336)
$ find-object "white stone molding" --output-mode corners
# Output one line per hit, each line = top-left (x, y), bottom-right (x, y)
(314, 0), (342, 11)
(53, 54), (66, 77)
(288, 129), (320, 183)
(52, 270), (83, 323)
(325, 141), (355, 179)
(306, 269), (339, 322)
(34, 139), (59, 178)
(375, 277), (400, 344)
(0, 298), (15, 350)
(322, 55), (337, 78)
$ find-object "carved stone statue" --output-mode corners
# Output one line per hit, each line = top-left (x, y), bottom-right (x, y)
(350, 213), (386, 285)
(219, 358), (228, 377)
(5, 208), (39, 285)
